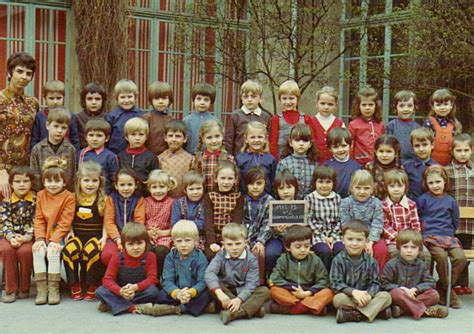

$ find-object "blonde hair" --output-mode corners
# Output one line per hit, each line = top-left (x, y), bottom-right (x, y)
(146, 169), (177, 191)
(222, 223), (247, 240)
(76, 160), (106, 215)
(278, 80), (301, 99)
(47, 107), (71, 125)
(182, 170), (204, 189)
(315, 86), (338, 104)
(428, 89), (462, 134)
(41, 156), (67, 183)
(171, 220), (199, 240)
(349, 169), (374, 191)
(410, 127), (434, 145)
(43, 80), (65, 97)
(191, 119), (229, 170)
(241, 79), (263, 96)
(241, 121), (269, 153)
(114, 79), (138, 97)
(384, 169), (409, 195)
(124, 117), (149, 136)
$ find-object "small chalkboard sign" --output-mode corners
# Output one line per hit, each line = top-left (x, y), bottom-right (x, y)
(269, 200), (308, 226)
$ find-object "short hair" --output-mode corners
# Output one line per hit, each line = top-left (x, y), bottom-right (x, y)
(41, 156), (68, 183)
(342, 219), (369, 237)
(315, 86), (338, 103)
(410, 127), (434, 145)
(452, 133), (473, 150)
(242, 121), (269, 153)
(349, 169), (374, 190)
(114, 167), (141, 186)
(114, 79), (138, 97)
(283, 225), (312, 249)
(9, 166), (34, 184)
(273, 169), (299, 198)
(182, 170), (204, 189)
(215, 160), (239, 180)
(47, 107), (71, 125)
(171, 220), (199, 240)
(124, 117), (149, 136)
(281, 124), (318, 162)
(80, 82), (107, 110)
(351, 86), (382, 122)
(422, 165), (449, 192)
(165, 119), (187, 137)
(191, 82), (216, 104)
(222, 223), (247, 240)
(145, 169), (177, 191)
(7, 52), (36, 78)
(396, 229), (423, 250)
(393, 90), (417, 108)
(327, 127), (352, 147)
(121, 222), (149, 244)
(148, 81), (174, 105)
(311, 166), (337, 191)
(428, 89), (462, 135)
(384, 169), (409, 193)
(43, 80), (65, 97)
(278, 80), (301, 99)
(85, 118), (111, 137)
(244, 166), (266, 186)
(374, 135), (401, 161)
(240, 79), (263, 96)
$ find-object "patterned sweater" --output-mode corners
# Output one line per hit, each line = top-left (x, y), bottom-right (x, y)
(1, 191), (36, 240)
(340, 195), (384, 242)
(305, 191), (342, 244)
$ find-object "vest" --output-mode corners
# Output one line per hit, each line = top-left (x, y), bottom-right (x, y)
(277, 112), (305, 158)
(429, 116), (453, 166)
(312, 117), (344, 163)
(73, 197), (103, 240)
(116, 252), (148, 286)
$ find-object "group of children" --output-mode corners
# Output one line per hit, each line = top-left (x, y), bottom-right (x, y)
(0, 76), (472, 325)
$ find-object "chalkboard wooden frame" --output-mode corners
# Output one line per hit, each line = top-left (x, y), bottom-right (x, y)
(268, 200), (308, 226)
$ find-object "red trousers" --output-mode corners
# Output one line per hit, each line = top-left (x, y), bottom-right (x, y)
(390, 288), (439, 319)
(0, 239), (33, 293)
(372, 239), (389, 273)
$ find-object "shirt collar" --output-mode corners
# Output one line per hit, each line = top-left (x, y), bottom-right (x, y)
(153, 108), (168, 115)
(204, 149), (221, 157)
(83, 146), (105, 155)
(225, 249), (247, 259)
(126, 146), (146, 154)
(387, 195), (410, 209)
(11, 191), (35, 203)
(451, 160), (473, 169)
(314, 191), (336, 199)
(242, 105), (262, 116)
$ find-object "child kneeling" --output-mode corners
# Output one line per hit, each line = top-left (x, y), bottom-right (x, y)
(330, 219), (392, 323)
(157, 220), (212, 316)
(382, 229), (448, 319)
(96, 222), (180, 316)
(205, 223), (270, 325)
(268, 225), (333, 315)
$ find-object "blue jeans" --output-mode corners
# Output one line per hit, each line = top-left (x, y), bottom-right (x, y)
(96, 285), (160, 316)
(156, 289), (212, 316)
(312, 241), (344, 272)
(265, 237), (284, 276)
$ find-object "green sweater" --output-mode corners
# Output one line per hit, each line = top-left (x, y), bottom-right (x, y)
(269, 252), (329, 294)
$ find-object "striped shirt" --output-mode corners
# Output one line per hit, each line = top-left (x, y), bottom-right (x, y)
(382, 196), (421, 245)
(305, 191), (342, 244)
(243, 193), (274, 246)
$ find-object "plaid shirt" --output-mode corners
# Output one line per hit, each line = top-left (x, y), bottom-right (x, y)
(445, 160), (474, 235)
(305, 191), (342, 244)
(243, 193), (274, 246)
(330, 249), (381, 297)
(381, 256), (435, 292)
(276, 154), (316, 199)
(145, 196), (174, 247)
(382, 196), (421, 245)
(192, 150), (235, 193)
(204, 191), (243, 244)
(1, 191), (36, 240)
(158, 148), (193, 198)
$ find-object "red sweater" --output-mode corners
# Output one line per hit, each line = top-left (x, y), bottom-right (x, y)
(102, 250), (158, 296)
(348, 117), (384, 165)
(311, 116), (345, 163)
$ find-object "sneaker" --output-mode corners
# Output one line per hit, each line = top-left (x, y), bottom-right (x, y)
(70, 284), (83, 301)
(255, 306), (265, 318)
(98, 301), (111, 313)
(136, 303), (181, 317)
(461, 287), (472, 295)
(425, 305), (448, 318)
(1, 291), (17, 303)
(317, 306), (328, 316)
(336, 308), (362, 323)
(453, 286), (464, 295)
(377, 307), (392, 320)
(269, 301), (291, 314)
(391, 305), (404, 318)
(449, 291), (463, 309)
(84, 286), (97, 301)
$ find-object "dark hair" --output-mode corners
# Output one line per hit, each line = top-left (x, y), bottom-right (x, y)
(273, 169), (299, 198)
(9, 166), (34, 184)
(165, 119), (187, 137)
(342, 219), (369, 237)
(80, 82), (107, 111)
(85, 118), (111, 137)
(47, 107), (72, 125)
(327, 127), (352, 147)
(148, 81), (174, 105)
(121, 222), (149, 244)
(351, 86), (382, 122)
(311, 166), (337, 192)
(7, 52), (36, 78)
(114, 167), (141, 186)
(281, 124), (318, 162)
(283, 225), (313, 249)
(373, 134), (401, 165)
(428, 89), (462, 135)
(244, 166), (266, 186)
(393, 90), (417, 110)
(396, 229), (423, 250)
(191, 82), (216, 104)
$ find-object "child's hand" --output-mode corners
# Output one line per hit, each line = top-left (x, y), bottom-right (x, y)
(0, 171), (11, 199)
(99, 237), (107, 250)
(32, 240), (46, 252)
(352, 289), (372, 307)
(228, 297), (242, 313)
(10, 236), (20, 248)
(177, 288), (191, 304)
(116, 239), (123, 252)
(324, 237), (334, 250)
(215, 289), (230, 308)
(120, 286), (133, 300)
(274, 224), (287, 234)
(401, 287), (417, 299)
(210, 243), (221, 253)
(365, 241), (374, 256)
(252, 242), (265, 256)
(291, 286), (311, 300)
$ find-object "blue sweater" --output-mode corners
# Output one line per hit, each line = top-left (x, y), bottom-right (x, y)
(402, 158), (438, 200)
(106, 106), (144, 154)
(324, 158), (362, 198)
(183, 111), (217, 155)
(171, 197), (205, 232)
(235, 152), (276, 195)
(385, 119), (420, 160)
(416, 192), (459, 238)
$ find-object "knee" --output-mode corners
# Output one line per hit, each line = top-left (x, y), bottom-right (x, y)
(389, 288), (404, 298)
(154, 246), (169, 257)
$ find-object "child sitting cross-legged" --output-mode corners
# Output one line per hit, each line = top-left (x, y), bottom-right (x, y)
(96, 222), (180, 316)
(205, 223), (270, 325)
(156, 220), (212, 316)
(381, 229), (448, 319)
(330, 219), (392, 323)
(268, 225), (334, 315)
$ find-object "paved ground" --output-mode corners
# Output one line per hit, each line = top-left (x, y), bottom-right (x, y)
(1, 280), (473, 334)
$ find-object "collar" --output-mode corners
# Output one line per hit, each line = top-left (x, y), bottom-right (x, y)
(242, 105), (262, 116)
(11, 191), (34, 203)
(451, 160), (473, 169)
(386, 195), (410, 209)
(414, 158), (435, 167)
(2, 86), (25, 102)
(192, 111), (209, 117)
(204, 149), (221, 157)
(126, 146), (146, 154)
(245, 193), (266, 202)
(83, 146), (105, 155)
(333, 155), (350, 163)
(291, 153), (307, 159)
(153, 108), (169, 115)
(399, 118), (414, 122)
(316, 113), (335, 121)
(314, 191), (336, 199)
(225, 249), (247, 259)
(398, 255), (419, 266)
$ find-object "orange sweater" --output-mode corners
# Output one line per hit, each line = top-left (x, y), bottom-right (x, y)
(34, 189), (75, 243)
(103, 195), (146, 241)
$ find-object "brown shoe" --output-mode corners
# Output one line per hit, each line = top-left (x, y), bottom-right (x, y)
(336, 308), (363, 323)
(391, 305), (405, 318)
(269, 301), (291, 314)
(377, 307), (392, 320)
(47, 273), (61, 305)
(17, 291), (30, 299)
(221, 308), (247, 325)
(98, 301), (111, 312)
(449, 291), (462, 309)
(205, 300), (217, 313)
(425, 305), (449, 318)
(2, 291), (17, 303)
(136, 303), (181, 317)
(34, 273), (48, 305)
